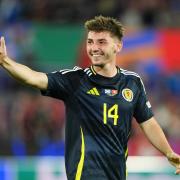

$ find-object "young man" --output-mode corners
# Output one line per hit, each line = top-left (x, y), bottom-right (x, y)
(0, 16), (179, 180)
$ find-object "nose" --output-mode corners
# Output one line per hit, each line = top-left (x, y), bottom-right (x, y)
(91, 44), (100, 53)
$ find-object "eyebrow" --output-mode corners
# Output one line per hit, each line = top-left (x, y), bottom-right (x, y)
(87, 38), (107, 41)
(98, 39), (107, 41)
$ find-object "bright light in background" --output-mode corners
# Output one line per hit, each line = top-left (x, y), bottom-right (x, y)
(0, 156), (179, 180)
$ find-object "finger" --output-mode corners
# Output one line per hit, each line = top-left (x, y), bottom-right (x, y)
(1, 37), (6, 49)
(0, 37), (7, 55)
(169, 157), (179, 164)
(175, 168), (180, 175)
(167, 153), (180, 163)
(0, 37), (2, 47)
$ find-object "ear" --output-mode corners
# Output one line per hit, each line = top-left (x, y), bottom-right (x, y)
(116, 42), (123, 53)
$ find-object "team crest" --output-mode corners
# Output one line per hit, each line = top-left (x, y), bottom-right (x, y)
(122, 88), (133, 102)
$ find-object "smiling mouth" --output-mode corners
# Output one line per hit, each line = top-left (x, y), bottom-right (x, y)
(92, 54), (102, 57)
(90, 53), (104, 57)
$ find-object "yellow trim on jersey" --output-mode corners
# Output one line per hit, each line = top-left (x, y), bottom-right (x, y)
(75, 127), (85, 180)
(125, 148), (128, 158)
(87, 87), (100, 96)
(125, 148), (128, 178)
(117, 67), (120, 73)
(90, 66), (96, 75)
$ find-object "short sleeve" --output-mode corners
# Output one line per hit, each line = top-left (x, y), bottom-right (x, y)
(134, 78), (154, 123)
(41, 71), (68, 101)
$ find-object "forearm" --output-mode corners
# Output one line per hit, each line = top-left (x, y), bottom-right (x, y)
(1, 56), (47, 89)
(140, 117), (173, 156)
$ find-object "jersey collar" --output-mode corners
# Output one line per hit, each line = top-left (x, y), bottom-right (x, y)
(85, 66), (121, 85)
(90, 65), (121, 76)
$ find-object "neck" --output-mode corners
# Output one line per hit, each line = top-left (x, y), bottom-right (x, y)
(92, 63), (117, 77)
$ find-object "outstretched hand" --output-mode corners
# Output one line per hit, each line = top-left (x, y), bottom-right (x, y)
(166, 152), (180, 175)
(0, 36), (7, 65)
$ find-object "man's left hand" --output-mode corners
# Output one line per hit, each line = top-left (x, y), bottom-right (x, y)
(166, 152), (180, 175)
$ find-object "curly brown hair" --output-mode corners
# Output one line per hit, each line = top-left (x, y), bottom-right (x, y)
(84, 15), (124, 41)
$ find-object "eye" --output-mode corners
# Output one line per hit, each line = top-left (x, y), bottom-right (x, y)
(87, 40), (93, 44)
(98, 40), (106, 45)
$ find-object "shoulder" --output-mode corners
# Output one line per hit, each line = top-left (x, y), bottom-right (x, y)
(120, 68), (146, 92)
(58, 66), (84, 76)
(48, 66), (86, 90)
(120, 68), (141, 79)
(50, 66), (85, 78)
(47, 66), (86, 86)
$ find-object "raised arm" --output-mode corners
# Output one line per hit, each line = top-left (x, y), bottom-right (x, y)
(140, 117), (180, 174)
(0, 36), (48, 90)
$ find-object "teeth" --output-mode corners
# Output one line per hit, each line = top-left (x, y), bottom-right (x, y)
(93, 54), (101, 57)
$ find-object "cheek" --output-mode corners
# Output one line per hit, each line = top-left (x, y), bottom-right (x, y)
(105, 46), (115, 54)
(86, 47), (90, 53)
(111, 45), (117, 53)
(86, 44), (92, 51)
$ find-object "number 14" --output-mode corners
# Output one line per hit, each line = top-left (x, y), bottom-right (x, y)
(103, 103), (119, 125)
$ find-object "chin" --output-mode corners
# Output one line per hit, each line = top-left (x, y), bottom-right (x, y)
(89, 57), (105, 67)
(92, 62), (105, 68)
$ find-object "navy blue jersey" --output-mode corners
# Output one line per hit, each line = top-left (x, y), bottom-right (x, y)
(41, 66), (153, 180)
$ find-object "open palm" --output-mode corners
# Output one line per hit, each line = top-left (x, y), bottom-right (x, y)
(0, 36), (7, 64)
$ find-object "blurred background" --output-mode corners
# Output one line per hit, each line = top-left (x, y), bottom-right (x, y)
(0, 0), (179, 179)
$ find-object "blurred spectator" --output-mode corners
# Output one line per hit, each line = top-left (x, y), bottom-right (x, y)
(0, 0), (22, 24)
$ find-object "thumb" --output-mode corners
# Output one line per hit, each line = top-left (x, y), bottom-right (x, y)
(0, 37), (7, 56)
(175, 168), (180, 175)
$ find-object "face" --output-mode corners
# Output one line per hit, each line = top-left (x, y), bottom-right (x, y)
(86, 31), (122, 67)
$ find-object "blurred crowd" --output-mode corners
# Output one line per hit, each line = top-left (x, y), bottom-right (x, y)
(0, 0), (179, 156)
(0, 90), (65, 156)
(0, 0), (179, 26)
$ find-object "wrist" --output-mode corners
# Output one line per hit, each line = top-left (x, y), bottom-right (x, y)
(1, 56), (10, 67)
(166, 150), (174, 158)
